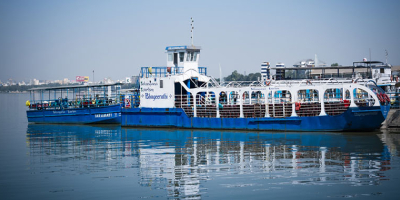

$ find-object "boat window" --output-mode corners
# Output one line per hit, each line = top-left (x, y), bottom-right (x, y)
(251, 91), (264, 104)
(353, 88), (375, 107)
(179, 52), (184, 62)
(193, 52), (198, 61)
(274, 90), (292, 103)
(219, 91), (241, 118)
(345, 89), (350, 100)
(194, 92), (217, 118)
(168, 53), (173, 62)
(186, 52), (191, 61)
(243, 91), (250, 104)
(186, 51), (196, 62)
(324, 88), (349, 116)
(268, 90), (292, 118)
(297, 89), (318, 102)
(380, 68), (384, 73)
(160, 80), (163, 88)
(295, 90), (320, 117)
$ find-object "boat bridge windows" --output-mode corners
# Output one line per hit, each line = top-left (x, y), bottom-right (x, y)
(186, 51), (199, 62)
(140, 67), (207, 78)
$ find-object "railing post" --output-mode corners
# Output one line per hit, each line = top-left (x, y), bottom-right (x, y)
(239, 92), (244, 118)
(216, 92), (220, 118)
(319, 88), (327, 116)
(193, 92), (197, 117)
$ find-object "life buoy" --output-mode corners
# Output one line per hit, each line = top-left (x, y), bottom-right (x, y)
(266, 80), (271, 86)
(343, 99), (350, 108)
(384, 94), (390, 102)
(377, 93), (384, 103)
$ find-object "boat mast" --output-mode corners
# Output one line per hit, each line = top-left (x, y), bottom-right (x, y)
(191, 17), (194, 46)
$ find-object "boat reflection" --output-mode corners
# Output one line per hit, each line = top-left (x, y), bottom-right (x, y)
(26, 124), (395, 199)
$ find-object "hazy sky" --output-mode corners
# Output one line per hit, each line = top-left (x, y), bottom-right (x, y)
(1, 0), (399, 82)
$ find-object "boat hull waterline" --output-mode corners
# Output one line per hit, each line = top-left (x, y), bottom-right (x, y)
(27, 104), (121, 124)
(121, 105), (390, 131)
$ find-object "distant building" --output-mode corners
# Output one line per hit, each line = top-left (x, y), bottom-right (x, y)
(102, 78), (114, 84)
(293, 58), (327, 68)
(32, 79), (39, 85)
(17, 81), (26, 86)
(62, 78), (69, 85)
(261, 62), (270, 81)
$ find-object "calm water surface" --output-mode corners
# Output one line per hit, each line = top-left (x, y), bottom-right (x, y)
(1, 93), (400, 199)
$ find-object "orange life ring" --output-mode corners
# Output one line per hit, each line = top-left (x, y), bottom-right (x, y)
(384, 94), (390, 102)
(377, 94), (384, 103)
(343, 99), (350, 108)
(266, 81), (271, 86)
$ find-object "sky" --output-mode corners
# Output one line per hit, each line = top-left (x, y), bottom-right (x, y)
(1, 0), (400, 82)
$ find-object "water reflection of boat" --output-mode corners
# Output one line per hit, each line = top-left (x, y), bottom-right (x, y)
(26, 125), (393, 199)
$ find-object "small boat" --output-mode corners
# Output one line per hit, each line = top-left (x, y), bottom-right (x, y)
(26, 83), (122, 124)
(120, 45), (391, 131)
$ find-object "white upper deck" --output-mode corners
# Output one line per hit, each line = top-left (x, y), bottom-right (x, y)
(166, 45), (201, 72)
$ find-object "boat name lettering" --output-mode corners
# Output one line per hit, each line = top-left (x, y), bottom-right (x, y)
(268, 87), (280, 90)
(354, 112), (378, 117)
(142, 82), (158, 86)
(53, 111), (66, 114)
(145, 93), (168, 101)
(142, 88), (154, 92)
(95, 113), (112, 118)
(67, 110), (76, 114)
(251, 87), (266, 91)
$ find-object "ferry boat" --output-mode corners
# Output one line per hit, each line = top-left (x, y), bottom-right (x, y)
(26, 83), (122, 124)
(121, 45), (391, 131)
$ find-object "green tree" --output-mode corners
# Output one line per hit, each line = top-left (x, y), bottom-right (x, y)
(224, 71), (261, 82)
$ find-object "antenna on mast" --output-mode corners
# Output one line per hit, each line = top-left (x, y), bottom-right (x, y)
(219, 63), (222, 85)
(191, 17), (194, 46)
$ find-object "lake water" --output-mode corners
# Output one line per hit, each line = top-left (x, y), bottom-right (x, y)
(1, 93), (400, 199)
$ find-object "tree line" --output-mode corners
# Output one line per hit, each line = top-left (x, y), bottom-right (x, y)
(224, 70), (261, 81)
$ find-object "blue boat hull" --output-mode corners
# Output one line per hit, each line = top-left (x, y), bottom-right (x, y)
(121, 105), (390, 131)
(27, 105), (121, 124)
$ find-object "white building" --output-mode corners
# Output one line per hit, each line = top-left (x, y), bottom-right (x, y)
(261, 62), (270, 81)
